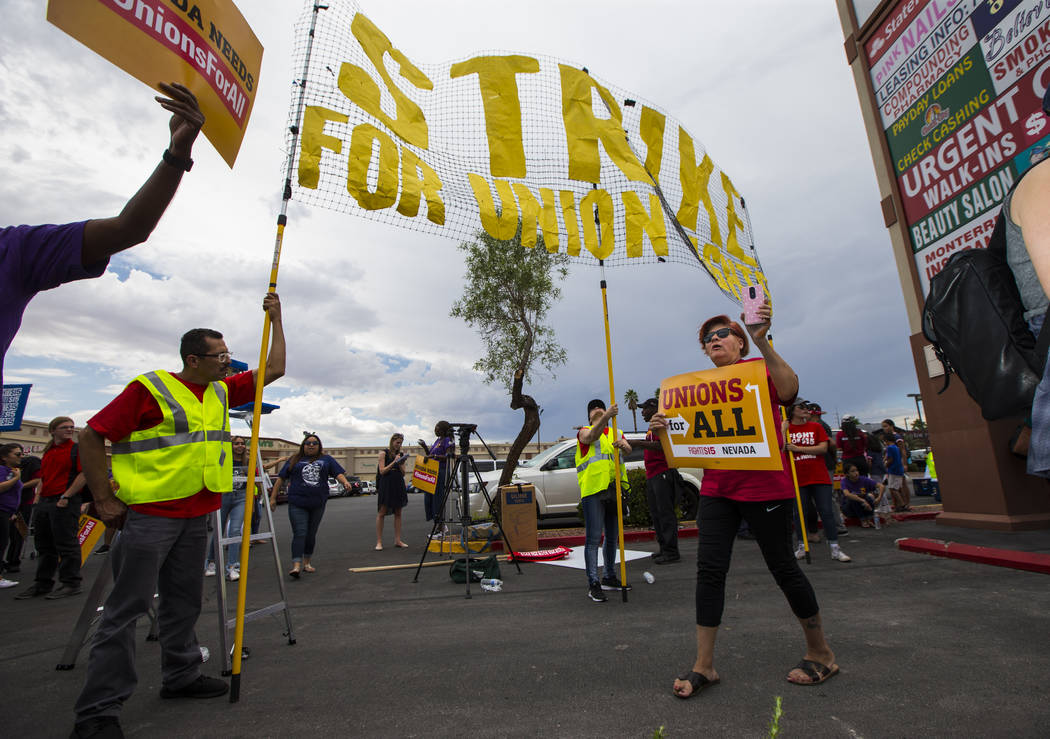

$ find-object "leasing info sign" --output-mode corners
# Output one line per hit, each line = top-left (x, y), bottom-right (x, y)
(867, 0), (1050, 294)
(657, 360), (782, 471)
(47, 0), (263, 166)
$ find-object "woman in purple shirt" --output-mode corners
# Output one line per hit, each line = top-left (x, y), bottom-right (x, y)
(424, 421), (455, 523)
(0, 443), (25, 588)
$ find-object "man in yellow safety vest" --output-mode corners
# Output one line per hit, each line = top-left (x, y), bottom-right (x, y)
(575, 399), (631, 603)
(69, 294), (285, 739)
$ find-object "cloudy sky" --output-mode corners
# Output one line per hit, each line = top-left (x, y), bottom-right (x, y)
(1, 0), (923, 447)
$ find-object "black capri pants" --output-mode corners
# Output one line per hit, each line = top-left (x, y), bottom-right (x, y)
(696, 494), (819, 627)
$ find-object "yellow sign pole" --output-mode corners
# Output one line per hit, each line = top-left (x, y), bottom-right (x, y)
(785, 445), (810, 564)
(229, 0), (327, 703)
(599, 261), (629, 603)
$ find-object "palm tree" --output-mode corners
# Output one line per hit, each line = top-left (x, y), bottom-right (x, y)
(624, 388), (639, 432)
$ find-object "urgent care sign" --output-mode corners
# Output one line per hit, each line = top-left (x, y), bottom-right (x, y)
(866, 0), (1050, 294)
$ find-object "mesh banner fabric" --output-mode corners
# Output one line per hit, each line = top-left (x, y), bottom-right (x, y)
(286, 0), (768, 303)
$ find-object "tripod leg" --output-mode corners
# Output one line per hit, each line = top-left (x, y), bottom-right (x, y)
(412, 465), (457, 582)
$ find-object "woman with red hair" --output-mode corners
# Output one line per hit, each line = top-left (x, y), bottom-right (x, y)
(652, 302), (839, 698)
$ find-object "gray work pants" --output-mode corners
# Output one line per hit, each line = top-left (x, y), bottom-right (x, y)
(74, 510), (208, 721)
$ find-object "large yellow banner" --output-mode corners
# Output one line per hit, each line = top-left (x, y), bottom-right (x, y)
(658, 360), (783, 471)
(47, 0), (263, 167)
(287, 0), (768, 304)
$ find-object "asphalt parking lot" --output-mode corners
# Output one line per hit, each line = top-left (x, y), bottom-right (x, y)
(3, 493), (1050, 737)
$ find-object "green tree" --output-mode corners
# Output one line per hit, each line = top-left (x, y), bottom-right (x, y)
(624, 388), (639, 432)
(450, 228), (570, 487)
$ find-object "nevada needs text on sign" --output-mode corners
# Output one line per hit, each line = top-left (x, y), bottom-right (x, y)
(657, 360), (782, 471)
(47, 0), (263, 166)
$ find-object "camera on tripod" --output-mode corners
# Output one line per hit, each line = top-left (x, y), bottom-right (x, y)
(448, 423), (478, 454)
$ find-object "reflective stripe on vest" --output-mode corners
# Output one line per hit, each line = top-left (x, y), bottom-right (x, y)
(111, 370), (233, 505)
(574, 426), (627, 498)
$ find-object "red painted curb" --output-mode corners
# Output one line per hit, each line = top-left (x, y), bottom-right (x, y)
(896, 537), (1050, 575)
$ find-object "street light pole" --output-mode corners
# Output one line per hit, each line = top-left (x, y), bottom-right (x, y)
(537, 407), (544, 452)
(907, 392), (927, 443)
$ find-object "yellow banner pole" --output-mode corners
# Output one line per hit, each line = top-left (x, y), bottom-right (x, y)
(229, 0), (327, 703)
(599, 261), (629, 603)
(785, 444), (810, 564)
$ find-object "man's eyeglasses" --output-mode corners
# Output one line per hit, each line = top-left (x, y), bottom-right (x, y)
(702, 327), (734, 345)
(194, 352), (231, 362)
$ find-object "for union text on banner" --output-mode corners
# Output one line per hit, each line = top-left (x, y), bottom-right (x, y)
(47, 0), (263, 167)
(286, 0), (768, 305)
(657, 360), (783, 471)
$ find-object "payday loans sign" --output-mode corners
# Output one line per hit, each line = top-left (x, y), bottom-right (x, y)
(47, 0), (263, 166)
(288, 0), (767, 304)
(657, 360), (782, 471)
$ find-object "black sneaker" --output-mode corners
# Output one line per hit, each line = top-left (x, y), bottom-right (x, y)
(45, 584), (83, 600)
(601, 576), (632, 591)
(160, 674), (229, 699)
(837, 527), (850, 537)
(95, 545), (110, 554)
(70, 716), (124, 739)
(588, 582), (607, 602)
(14, 583), (52, 600)
(653, 553), (681, 564)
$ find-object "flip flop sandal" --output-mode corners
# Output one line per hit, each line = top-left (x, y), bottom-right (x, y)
(288, 567), (301, 579)
(303, 564), (316, 573)
(787, 659), (839, 686)
(673, 671), (720, 699)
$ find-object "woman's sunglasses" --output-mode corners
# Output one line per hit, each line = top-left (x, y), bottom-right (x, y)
(702, 327), (734, 345)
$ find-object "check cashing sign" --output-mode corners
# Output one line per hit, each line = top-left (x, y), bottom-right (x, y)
(657, 361), (782, 471)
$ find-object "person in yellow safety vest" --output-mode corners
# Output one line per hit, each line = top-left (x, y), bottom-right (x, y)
(576, 398), (632, 603)
(69, 294), (285, 739)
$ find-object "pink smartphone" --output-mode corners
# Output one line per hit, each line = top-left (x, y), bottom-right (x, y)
(742, 284), (766, 325)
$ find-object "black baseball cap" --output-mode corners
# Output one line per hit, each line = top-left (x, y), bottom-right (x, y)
(587, 399), (606, 414)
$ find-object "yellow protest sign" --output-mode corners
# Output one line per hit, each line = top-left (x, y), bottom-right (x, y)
(78, 514), (106, 565)
(412, 454), (439, 494)
(658, 360), (783, 471)
(47, 0), (263, 167)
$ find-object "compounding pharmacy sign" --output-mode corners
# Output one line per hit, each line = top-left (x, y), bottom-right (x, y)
(867, 0), (1050, 294)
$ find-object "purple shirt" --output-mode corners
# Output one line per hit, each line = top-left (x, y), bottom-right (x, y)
(841, 475), (879, 498)
(430, 436), (454, 473)
(1, 221), (105, 390)
(0, 464), (22, 515)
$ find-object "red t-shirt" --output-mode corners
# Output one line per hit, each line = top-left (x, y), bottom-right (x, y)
(699, 358), (796, 503)
(87, 370), (256, 518)
(36, 438), (82, 497)
(835, 430), (867, 458)
(790, 422), (832, 487)
(643, 430), (669, 479)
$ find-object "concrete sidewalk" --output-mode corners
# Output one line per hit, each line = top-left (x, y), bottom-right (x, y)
(3, 494), (1049, 737)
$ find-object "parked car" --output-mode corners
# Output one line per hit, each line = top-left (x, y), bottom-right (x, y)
(472, 458), (507, 473)
(361, 480), (376, 494)
(467, 433), (701, 518)
(328, 477), (348, 498)
(909, 447), (930, 464)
